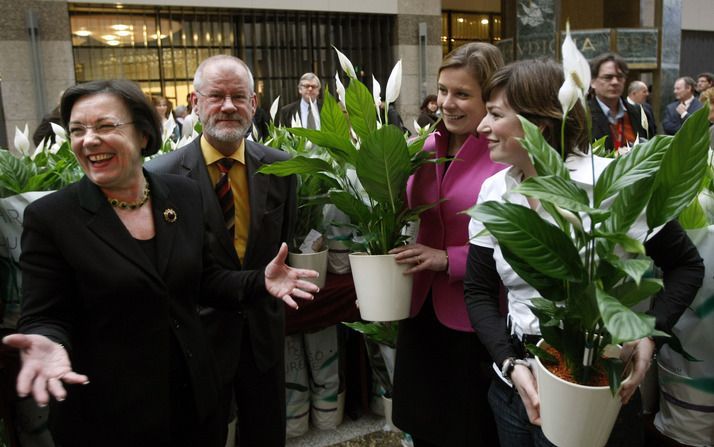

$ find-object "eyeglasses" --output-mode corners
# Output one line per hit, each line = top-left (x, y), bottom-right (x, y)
(68, 121), (134, 139)
(597, 74), (626, 82)
(195, 89), (253, 105)
(300, 83), (320, 90)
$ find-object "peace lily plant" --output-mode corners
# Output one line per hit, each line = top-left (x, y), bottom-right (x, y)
(466, 26), (711, 391)
(258, 47), (439, 255)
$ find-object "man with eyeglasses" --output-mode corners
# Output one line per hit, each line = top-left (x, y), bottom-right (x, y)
(277, 72), (322, 129)
(147, 54), (299, 446)
(663, 76), (703, 135)
(588, 52), (649, 152)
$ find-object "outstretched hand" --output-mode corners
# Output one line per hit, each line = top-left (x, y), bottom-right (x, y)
(265, 242), (319, 309)
(2, 334), (89, 406)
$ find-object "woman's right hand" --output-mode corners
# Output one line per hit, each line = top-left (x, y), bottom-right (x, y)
(511, 363), (542, 426)
(2, 334), (89, 406)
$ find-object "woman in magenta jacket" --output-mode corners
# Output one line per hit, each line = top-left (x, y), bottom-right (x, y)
(388, 42), (505, 446)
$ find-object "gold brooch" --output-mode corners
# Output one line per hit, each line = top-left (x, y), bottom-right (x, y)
(163, 208), (177, 223)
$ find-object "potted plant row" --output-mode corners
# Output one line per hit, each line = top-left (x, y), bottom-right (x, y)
(258, 48), (440, 321)
(466, 28), (711, 447)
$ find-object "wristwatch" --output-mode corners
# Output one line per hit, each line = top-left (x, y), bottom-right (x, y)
(501, 357), (530, 379)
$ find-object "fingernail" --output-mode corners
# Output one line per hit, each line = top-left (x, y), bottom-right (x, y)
(83, 381), (90, 385)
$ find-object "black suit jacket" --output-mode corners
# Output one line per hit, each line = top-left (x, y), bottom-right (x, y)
(18, 172), (261, 445)
(663, 97), (703, 135)
(146, 137), (296, 383)
(589, 97), (648, 152)
(277, 99), (322, 128)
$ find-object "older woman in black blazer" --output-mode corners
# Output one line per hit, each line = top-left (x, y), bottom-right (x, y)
(2, 80), (317, 446)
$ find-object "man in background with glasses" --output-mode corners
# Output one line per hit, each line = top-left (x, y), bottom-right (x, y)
(147, 54), (298, 447)
(588, 52), (649, 152)
(277, 72), (322, 129)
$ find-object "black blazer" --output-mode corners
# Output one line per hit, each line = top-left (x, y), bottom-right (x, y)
(146, 137), (296, 383)
(662, 97), (703, 135)
(18, 172), (262, 445)
(277, 99), (322, 128)
(589, 97), (648, 152)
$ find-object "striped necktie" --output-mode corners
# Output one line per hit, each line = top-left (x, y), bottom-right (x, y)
(215, 158), (236, 238)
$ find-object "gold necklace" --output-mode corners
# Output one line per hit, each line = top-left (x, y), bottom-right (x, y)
(107, 181), (150, 210)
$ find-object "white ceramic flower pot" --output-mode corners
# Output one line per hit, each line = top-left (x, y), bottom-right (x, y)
(288, 249), (328, 289)
(348, 253), (412, 322)
(534, 341), (622, 447)
(381, 395), (401, 433)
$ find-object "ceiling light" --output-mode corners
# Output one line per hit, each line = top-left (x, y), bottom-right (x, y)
(74, 28), (92, 37)
(106, 40), (120, 46)
(481, 18), (489, 25)
(457, 17), (464, 23)
(102, 34), (118, 41)
(115, 30), (131, 37)
(111, 24), (130, 31)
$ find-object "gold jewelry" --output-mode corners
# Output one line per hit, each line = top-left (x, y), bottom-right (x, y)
(107, 180), (150, 210)
(163, 208), (177, 223)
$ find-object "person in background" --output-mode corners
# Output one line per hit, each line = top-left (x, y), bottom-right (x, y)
(151, 95), (180, 142)
(389, 42), (505, 447)
(663, 76), (703, 135)
(416, 94), (439, 128)
(147, 55), (299, 447)
(695, 72), (713, 95)
(277, 72), (322, 129)
(2, 79), (317, 446)
(31, 105), (62, 148)
(698, 87), (714, 147)
(626, 80), (657, 138)
(464, 58), (704, 447)
(174, 104), (188, 134)
(588, 52), (648, 151)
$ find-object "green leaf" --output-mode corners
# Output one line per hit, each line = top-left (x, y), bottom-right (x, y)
(517, 116), (569, 179)
(593, 231), (646, 255)
(526, 344), (558, 364)
(345, 78), (377, 141)
(606, 257), (652, 285)
(678, 198), (708, 229)
(467, 201), (585, 282)
(288, 128), (357, 165)
(596, 286), (655, 344)
(602, 357), (625, 396)
(609, 278), (663, 308)
(356, 125), (411, 207)
(320, 89), (351, 141)
(648, 107), (712, 228)
(514, 175), (596, 214)
(601, 176), (655, 234)
(257, 156), (334, 177)
(594, 135), (670, 207)
(330, 190), (371, 229)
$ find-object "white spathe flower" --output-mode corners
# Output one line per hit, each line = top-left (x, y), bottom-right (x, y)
(334, 72), (346, 108)
(270, 96), (280, 122)
(560, 21), (591, 113)
(385, 59), (402, 105)
(333, 46), (357, 79)
(291, 112), (301, 128)
(558, 75), (579, 118)
(181, 112), (197, 140)
(372, 75), (382, 110)
(11, 124), (32, 159)
(50, 122), (67, 143)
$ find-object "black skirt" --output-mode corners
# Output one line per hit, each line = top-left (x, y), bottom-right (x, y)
(392, 294), (499, 447)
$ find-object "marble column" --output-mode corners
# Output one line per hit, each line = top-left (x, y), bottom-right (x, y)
(0, 0), (74, 151)
(515, 0), (559, 60)
(654, 0), (681, 121)
(394, 0), (442, 133)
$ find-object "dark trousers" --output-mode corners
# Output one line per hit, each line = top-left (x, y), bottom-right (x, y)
(234, 326), (286, 447)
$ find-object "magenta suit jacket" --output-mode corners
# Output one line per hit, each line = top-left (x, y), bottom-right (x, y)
(407, 127), (505, 331)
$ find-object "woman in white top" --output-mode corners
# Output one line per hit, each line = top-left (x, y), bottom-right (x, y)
(463, 59), (704, 447)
